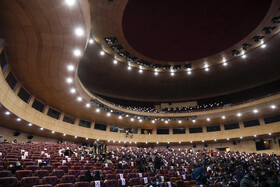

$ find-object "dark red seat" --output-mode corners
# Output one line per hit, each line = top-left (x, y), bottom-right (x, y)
(90, 181), (104, 187)
(71, 166), (82, 170)
(74, 182), (90, 187)
(129, 178), (141, 186)
(68, 170), (80, 177)
(0, 171), (12, 177)
(20, 176), (39, 187)
(42, 176), (58, 186)
(34, 170), (49, 179)
(0, 177), (18, 187)
(175, 180), (184, 187)
(25, 165), (40, 172)
(42, 166), (53, 172)
(104, 179), (118, 187)
(52, 169), (65, 178)
(15, 170), (32, 180)
(33, 185), (52, 187)
(61, 175), (76, 184)
(76, 175), (85, 182)
(58, 166), (68, 173)
(106, 174), (116, 180)
(80, 170), (88, 176)
(55, 183), (74, 187)
(128, 173), (137, 179)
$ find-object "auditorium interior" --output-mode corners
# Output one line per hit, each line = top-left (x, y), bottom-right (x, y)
(0, 0), (280, 187)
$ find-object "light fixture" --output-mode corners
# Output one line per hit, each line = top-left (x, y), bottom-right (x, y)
(40, 127), (44, 131)
(73, 49), (81, 57)
(187, 71), (192, 75)
(97, 139), (99, 141)
(70, 88), (76, 94)
(190, 141), (193, 143)
(156, 142), (159, 144)
(77, 97), (82, 102)
(5, 111), (10, 115)
(65, 0), (75, 6)
(207, 118), (210, 121)
(75, 136), (77, 138)
(95, 108), (100, 113)
(253, 109), (258, 114)
(154, 72), (158, 76)
(145, 142), (148, 144)
(74, 27), (84, 37)
(205, 67), (209, 71)
(28, 123), (32, 126)
(178, 120), (182, 124)
(222, 116), (226, 119)
(108, 140), (110, 142)
(139, 69), (143, 74)
(16, 118), (21, 122)
(170, 72), (175, 76)
(63, 133), (66, 136)
(134, 142), (137, 144)
(165, 120), (168, 124)
(192, 119), (196, 123)
(268, 133), (272, 135)
(139, 119), (143, 123)
(66, 77), (73, 84)
(86, 138), (88, 140)
(167, 142), (170, 144)
(179, 141), (181, 144)
(240, 137), (243, 139)
(52, 131), (55, 134)
(237, 113), (242, 117)
(113, 60), (118, 64)
(86, 103), (90, 108)
(227, 138), (229, 140)
(202, 140), (204, 142)
(113, 140), (115, 143)
(152, 120), (155, 124)
(254, 135), (257, 137)
(100, 51), (105, 56)
(107, 112), (111, 117)
(130, 118), (134, 122)
(129, 141), (131, 144)
(241, 54), (247, 59)
(119, 141), (121, 143)
(214, 139), (217, 141)
(89, 38), (94, 44)
(127, 66), (132, 71)
(118, 115), (122, 119)
(223, 62), (228, 66)
(270, 105), (276, 109)
(261, 44), (266, 48)
(67, 65), (75, 71)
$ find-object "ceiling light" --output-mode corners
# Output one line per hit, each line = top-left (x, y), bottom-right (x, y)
(187, 71), (192, 75)
(222, 116), (226, 119)
(135, 142), (137, 144)
(192, 119), (196, 123)
(167, 142), (170, 144)
(139, 69), (143, 73)
(127, 66), (132, 71)
(113, 140), (115, 143)
(190, 141), (193, 143)
(139, 119), (143, 123)
(100, 51), (105, 56)
(89, 38), (94, 44)
(156, 142), (159, 144)
(207, 118), (210, 121)
(5, 111), (10, 115)
(270, 105), (276, 109)
(253, 109), (258, 113)
(86, 138), (88, 140)
(86, 103), (90, 108)
(119, 141), (121, 143)
(73, 49), (81, 57)
(67, 65), (75, 71)
(260, 44), (266, 48)
(17, 118), (21, 122)
(97, 139), (99, 141)
(66, 77), (73, 84)
(152, 120), (155, 124)
(178, 120), (182, 124)
(241, 55), (247, 59)
(118, 115), (122, 119)
(113, 60), (118, 64)
(40, 127), (44, 131)
(28, 123), (32, 126)
(205, 67), (209, 71)
(268, 133), (272, 135)
(202, 140), (204, 142)
(130, 118), (134, 122)
(70, 88), (76, 94)
(108, 140), (110, 142)
(170, 72), (175, 76)
(165, 120), (168, 124)
(240, 137), (243, 139)
(77, 97), (82, 102)
(74, 27), (84, 37)
(237, 113), (242, 117)
(154, 72), (158, 76)
(227, 138), (229, 140)
(63, 134), (66, 136)
(254, 135), (257, 137)
(107, 112), (111, 117)
(223, 62), (228, 66)
(95, 108), (100, 113)
(52, 131), (55, 134)
(214, 139), (217, 141)
(65, 0), (75, 6)
(146, 142), (148, 144)
(75, 136), (77, 138)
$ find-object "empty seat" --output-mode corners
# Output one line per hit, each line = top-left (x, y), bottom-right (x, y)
(33, 185), (52, 187)
(104, 179), (118, 187)
(76, 175), (85, 182)
(15, 170), (32, 180)
(21, 176), (39, 187)
(42, 166), (53, 172)
(0, 177), (18, 187)
(58, 166), (68, 174)
(127, 173), (137, 179)
(42, 176), (58, 186)
(71, 166), (82, 170)
(25, 165), (40, 172)
(68, 170), (80, 177)
(80, 170), (88, 176)
(35, 170), (49, 179)
(90, 181), (104, 187)
(61, 175), (76, 184)
(105, 174), (116, 180)
(52, 169), (65, 178)
(129, 178), (141, 186)
(55, 183), (74, 187)
(74, 182), (90, 187)
(0, 171), (12, 177)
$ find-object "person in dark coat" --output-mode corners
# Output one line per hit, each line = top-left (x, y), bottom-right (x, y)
(93, 170), (104, 181)
(9, 162), (24, 174)
(93, 142), (97, 154)
(83, 170), (93, 182)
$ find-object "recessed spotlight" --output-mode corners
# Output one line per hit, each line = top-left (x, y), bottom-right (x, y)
(77, 97), (82, 102)
(95, 108), (100, 113)
(241, 55), (247, 59)
(145, 142), (148, 144)
(214, 139), (217, 141)
(237, 113), (242, 117)
(127, 66), (132, 71)
(207, 118), (210, 121)
(66, 77), (73, 84)
(119, 141), (121, 143)
(171, 72), (175, 76)
(89, 38), (94, 44)
(86, 103), (90, 108)
(223, 62), (228, 66)
(156, 142), (159, 144)
(270, 105), (276, 109)
(70, 88), (76, 94)
(75, 136), (77, 138)
(222, 116), (226, 119)
(113, 140), (116, 143)
(52, 131), (55, 134)
(40, 127), (44, 131)
(5, 111), (10, 115)
(73, 49), (81, 57)
(167, 142), (170, 144)
(28, 123), (32, 126)
(139, 119), (143, 123)
(261, 44), (266, 48)
(205, 67), (209, 71)
(154, 72), (158, 76)
(190, 141), (193, 143)
(139, 69), (143, 73)
(187, 71), (192, 75)
(129, 141), (131, 144)
(134, 142), (137, 144)
(165, 120), (168, 124)
(86, 138), (88, 140)
(74, 27), (84, 37)
(152, 120), (155, 124)
(16, 118), (21, 122)
(254, 135), (257, 137)
(107, 112), (111, 117)
(100, 51), (105, 56)
(67, 65), (75, 71)
(192, 119), (196, 123)
(227, 138), (229, 140)
(179, 141), (181, 144)
(108, 140), (110, 142)
(113, 60), (118, 64)
(63, 133), (66, 136)
(268, 133), (272, 135)
(65, 0), (75, 6)
(253, 109), (258, 114)
(118, 115), (122, 119)
(240, 137), (243, 139)
(202, 140), (204, 142)
(178, 120), (182, 124)
(130, 118), (134, 122)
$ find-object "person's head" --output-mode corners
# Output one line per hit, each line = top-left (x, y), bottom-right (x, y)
(16, 162), (21, 167)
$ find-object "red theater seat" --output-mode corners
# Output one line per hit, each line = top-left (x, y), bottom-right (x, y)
(35, 170), (49, 179)
(0, 177), (18, 187)
(0, 171), (12, 177)
(33, 185), (52, 187)
(129, 178), (141, 186)
(15, 170), (32, 180)
(68, 170), (80, 178)
(42, 176), (58, 186)
(61, 175), (76, 184)
(74, 182), (90, 187)
(90, 181), (104, 187)
(55, 183), (74, 187)
(20, 176), (39, 187)
(52, 169), (65, 178)
(104, 179), (118, 187)
(58, 166), (68, 174)
(105, 174), (116, 180)
(42, 166), (53, 172)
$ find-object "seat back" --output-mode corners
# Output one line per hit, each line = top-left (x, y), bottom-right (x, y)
(42, 176), (58, 186)
(127, 173), (137, 179)
(105, 179), (118, 187)
(74, 182), (90, 187)
(129, 178), (141, 186)
(25, 165), (40, 172)
(41, 166), (53, 172)
(34, 170), (49, 179)
(68, 170), (80, 177)
(52, 169), (65, 178)
(90, 181), (104, 187)
(175, 180), (184, 187)
(0, 177), (18, 187)
(55, 183), (74, 187)
(21, 176), (39, 187)
(15, 170), (32, 180)
(106, 174), (116, 180)
(0, 171), (12, 177)
(61, 175), (76, 184)
(118, 178), (128, 187)
(58, 166), (68, 173)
